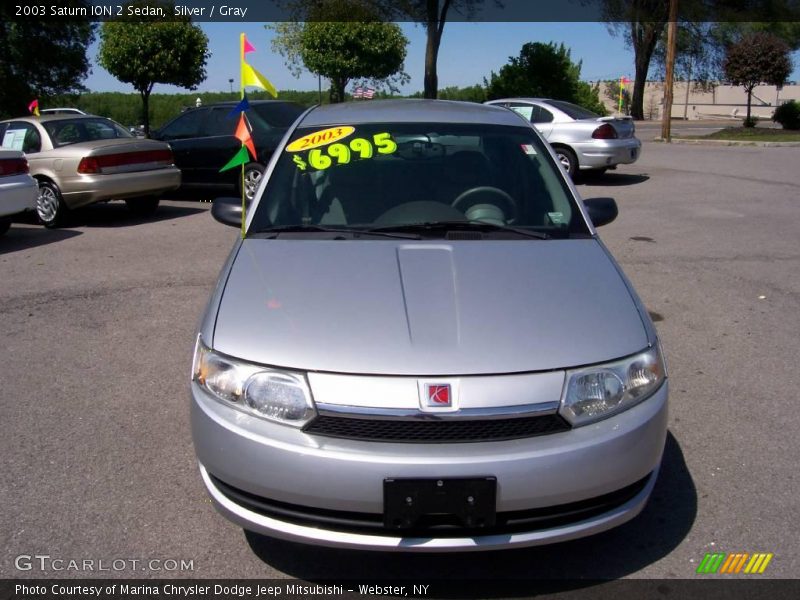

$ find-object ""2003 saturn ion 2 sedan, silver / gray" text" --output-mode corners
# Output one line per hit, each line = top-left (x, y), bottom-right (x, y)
(191, 100), (668, 552)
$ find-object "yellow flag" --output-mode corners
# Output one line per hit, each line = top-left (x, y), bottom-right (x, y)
(241, 62), (277, 98)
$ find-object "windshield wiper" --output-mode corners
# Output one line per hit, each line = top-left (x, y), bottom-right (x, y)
(365, 221), (552, 240)
(251, 224), (421, 240)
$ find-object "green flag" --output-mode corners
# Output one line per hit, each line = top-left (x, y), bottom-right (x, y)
(219, 146), (250, 172)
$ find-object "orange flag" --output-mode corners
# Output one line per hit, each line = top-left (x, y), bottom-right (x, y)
(235, 113), (257, 160)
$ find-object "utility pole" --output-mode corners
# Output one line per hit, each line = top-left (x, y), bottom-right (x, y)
(661, 0), (679, 142)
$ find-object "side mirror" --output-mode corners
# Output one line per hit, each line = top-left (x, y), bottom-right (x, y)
(583, 197), (618, 228)
(211, 197), (244, 228)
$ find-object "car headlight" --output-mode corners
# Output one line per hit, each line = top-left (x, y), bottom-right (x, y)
(192, 337), (316, 427)
(559, 344), (666, 426)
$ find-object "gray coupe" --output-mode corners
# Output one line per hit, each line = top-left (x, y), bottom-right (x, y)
(485, 98), (642, 177)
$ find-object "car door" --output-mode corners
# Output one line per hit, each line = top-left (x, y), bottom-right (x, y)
(151, 109), (209, 184)
(192, 107), (243, 185)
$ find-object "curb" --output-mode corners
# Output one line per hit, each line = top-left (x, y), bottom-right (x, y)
(652, 137), (800, 147)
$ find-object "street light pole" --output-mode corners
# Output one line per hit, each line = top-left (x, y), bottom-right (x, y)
(661, 0), (679, 142)
(229, 78), (234, 95)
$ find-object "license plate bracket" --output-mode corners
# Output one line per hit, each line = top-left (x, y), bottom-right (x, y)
(383, 477), (497, 530)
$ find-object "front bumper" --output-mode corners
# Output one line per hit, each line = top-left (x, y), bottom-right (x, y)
(574, 138), (642, 170)
(192, 380), (667, 552)
(59, 166), (181, 208)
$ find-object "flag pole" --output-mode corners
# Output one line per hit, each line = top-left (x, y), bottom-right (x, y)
(240, 33), (246, 239)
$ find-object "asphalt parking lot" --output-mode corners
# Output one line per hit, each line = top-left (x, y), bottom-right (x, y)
(2, 140), (799, 582)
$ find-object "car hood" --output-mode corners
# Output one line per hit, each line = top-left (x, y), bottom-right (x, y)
(212, 239), (649, 375)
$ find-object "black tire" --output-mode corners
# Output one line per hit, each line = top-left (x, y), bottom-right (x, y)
(0, 218), (10, 236)
(238, 162), (265, 202)
(124, 196), (160, 217)
(36, 180), (70, 228)
(553, 146), (578, 179)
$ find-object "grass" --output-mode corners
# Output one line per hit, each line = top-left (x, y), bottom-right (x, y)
(679, 127), (800, 142)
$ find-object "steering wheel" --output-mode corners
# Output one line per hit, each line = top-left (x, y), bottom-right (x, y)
(451, 186), (518, 224)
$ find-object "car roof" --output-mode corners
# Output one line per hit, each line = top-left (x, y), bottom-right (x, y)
(40, 108), (86, 113)
(486, 98), (552, 104)
(298, 99), (527, 128)
(1, 115), (108, 124)
(185, 100), (299, 109)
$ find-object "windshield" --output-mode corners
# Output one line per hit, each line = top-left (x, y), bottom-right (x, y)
(543, 100), (600, 121)
(249, 122), (589, 237)
(43, 118), (132, 147)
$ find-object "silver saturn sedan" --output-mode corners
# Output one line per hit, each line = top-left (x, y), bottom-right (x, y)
(191, 100), (668, 552)
(485, 98), (642, 178)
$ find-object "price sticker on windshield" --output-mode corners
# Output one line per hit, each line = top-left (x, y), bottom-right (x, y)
(286, 126), (355, 153)
(290, 131), (398, 172)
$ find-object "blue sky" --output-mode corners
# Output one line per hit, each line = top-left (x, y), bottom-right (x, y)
(84, 21), (800, 95)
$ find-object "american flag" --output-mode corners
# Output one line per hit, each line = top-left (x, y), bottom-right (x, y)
(352, 87), (364, 99)
(363, 88), (375, 99)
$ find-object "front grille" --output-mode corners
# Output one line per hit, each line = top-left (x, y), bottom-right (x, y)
(303, 413), (570, 443)
(210, 473), (652, 537)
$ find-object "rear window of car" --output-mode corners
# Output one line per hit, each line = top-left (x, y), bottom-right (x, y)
(543, 100), (599, 120)
(43, 118), (132, 147)
(249, 121), (589, 236)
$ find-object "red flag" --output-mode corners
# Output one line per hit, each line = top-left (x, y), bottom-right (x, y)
(235, 113), (257, 160)
(28, 99), (40, 116)
(243, 35), (256, 54)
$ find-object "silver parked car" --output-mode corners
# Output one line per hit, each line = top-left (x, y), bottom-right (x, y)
(0, 115), (181, 227)
(485, 98), (642, 177)
(191, 100), (668, 552)
(0, 150), (38, 236)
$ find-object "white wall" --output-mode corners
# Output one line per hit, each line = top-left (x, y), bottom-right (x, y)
(595, 81), (800, 120)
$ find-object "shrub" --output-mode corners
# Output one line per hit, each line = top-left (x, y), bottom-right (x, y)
(743, 116), (759, 128)
(773, 100), (800, 130)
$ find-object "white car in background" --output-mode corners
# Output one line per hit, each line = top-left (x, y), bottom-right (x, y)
(0, 149), (37, 236)
(485, 98), (641, 178)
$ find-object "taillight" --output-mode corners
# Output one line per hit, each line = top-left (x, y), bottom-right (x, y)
(77, 149), (174, 174)
(592, 123), (618, 139)
(77, 157), (100, 174)
(0, 157), (29, 177)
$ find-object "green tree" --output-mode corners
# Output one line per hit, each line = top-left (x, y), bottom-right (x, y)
(97, 0), (209, 136)
(485, 42), (606, 115)
(272, 0), (490, 99)
(0, 3), (94, 118)
(269, 1), (408, 103)
(601, 0), (671, 120)
(723, 32), (792, 127)
(389, 0), (487, 99)
(300, 20), (408, 103)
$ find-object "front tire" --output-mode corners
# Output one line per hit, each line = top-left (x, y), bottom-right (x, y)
(124, 196), (160, 217)
(553, 146), (578, 179)
(36, 180), (69, 228)
(239, 163), (265, 202)
(0, 218), (10, 236)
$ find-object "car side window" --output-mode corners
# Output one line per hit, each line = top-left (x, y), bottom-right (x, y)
(507, 104), (534, 122)
(1, 122), (41, 153)
(202, 108), (235, 137)
(159, 109), (208, 140)
(531, 106), (554, 124)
